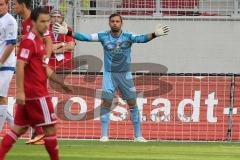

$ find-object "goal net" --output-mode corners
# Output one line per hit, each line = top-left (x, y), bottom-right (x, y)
(3, 0), (240, 141)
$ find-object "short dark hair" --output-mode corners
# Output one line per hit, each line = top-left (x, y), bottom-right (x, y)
(109, 13), (123, 22)
(30, 7), (49, 22)
(17, 0), (31, 9)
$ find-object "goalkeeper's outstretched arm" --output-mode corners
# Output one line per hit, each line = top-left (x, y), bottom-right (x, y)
(52, 22), (99, 42)
(131, 24), (170, 43)
(72, 32), (99, 42)
(52, 23), (170, 43)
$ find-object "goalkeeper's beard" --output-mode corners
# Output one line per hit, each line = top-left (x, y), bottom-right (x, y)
(111, 28), (121, 33)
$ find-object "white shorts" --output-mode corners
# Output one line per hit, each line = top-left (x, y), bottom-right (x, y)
(0, 71), (14, 97)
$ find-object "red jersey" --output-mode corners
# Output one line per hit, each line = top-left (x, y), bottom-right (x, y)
(17, 31), (49, 99)
(21, 17), (32, 35)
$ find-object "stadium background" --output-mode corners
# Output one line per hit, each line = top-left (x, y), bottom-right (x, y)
(3, 0), (240, 142)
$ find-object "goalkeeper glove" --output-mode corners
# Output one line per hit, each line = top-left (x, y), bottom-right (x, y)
(53, 22), (72, 36)
(154, 24), (170, 37)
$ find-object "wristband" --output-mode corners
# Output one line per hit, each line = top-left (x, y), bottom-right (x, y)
(67, 30), (72, 37)
(152, 32), (157, 38)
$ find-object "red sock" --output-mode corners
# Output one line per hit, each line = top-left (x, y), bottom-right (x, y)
(0, 130), (20, 160)
(44, 134), (59, 160)
(34, 127), (44, 135)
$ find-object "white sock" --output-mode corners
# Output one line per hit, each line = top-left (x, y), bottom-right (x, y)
(6, 110), (14, 128)
(0, 105), (8, 132)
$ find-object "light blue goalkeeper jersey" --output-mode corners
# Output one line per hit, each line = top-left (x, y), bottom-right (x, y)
(74, 31), (150, 72)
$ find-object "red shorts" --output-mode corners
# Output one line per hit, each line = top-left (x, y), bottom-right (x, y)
(14, 97), (57, 127)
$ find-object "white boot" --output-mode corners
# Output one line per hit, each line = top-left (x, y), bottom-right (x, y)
(100, 136), (109, 142)
(134, 137), (147, 142)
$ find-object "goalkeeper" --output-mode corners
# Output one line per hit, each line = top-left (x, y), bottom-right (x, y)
(53, 13), (170, 142)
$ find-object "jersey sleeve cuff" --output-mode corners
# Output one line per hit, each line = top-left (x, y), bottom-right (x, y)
(6, 39), (17, 45)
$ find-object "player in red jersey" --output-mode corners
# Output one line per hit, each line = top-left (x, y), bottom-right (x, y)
(0, 7), (72, 160)
(49, 9), (75, 71)
(13, 0), (54, 144)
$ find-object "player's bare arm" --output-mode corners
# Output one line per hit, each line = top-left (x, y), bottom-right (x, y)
(16, 60), (26, 105)
(44, 36), (53, 58)
(52, 41), (75, 54)
(46, 66), (73, 93)
(0, 44), (15, 67)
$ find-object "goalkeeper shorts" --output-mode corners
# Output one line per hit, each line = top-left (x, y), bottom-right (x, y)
(102, 71), (137, 101)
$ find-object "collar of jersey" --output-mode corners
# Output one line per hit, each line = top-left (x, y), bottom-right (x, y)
(109, 30), (123, 39)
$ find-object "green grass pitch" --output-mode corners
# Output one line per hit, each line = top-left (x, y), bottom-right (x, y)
(4, 139), (240, 160)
